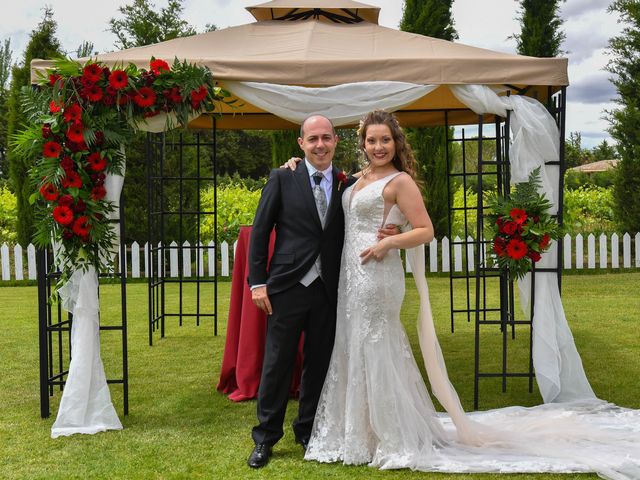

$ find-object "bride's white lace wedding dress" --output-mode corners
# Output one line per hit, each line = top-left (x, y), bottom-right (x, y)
(305, 172), (640, 479)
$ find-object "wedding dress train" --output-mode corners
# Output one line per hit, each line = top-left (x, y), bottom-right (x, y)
(305, 173), (640, 479)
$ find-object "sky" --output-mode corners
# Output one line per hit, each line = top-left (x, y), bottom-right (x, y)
(1, 0), (623, 148)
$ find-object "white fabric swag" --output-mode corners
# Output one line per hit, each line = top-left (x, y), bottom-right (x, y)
(51, 169), (125, 438)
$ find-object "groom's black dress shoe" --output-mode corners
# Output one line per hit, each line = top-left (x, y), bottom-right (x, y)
(296, 437), (309, 451)
(247, 443), (272, 468)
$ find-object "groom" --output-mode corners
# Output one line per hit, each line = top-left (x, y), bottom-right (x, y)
(247, 114), (347, 468)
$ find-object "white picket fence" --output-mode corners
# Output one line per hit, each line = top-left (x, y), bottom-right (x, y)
(1, 233), (639, 282)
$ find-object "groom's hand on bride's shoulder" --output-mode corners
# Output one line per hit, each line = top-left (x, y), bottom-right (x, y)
(377, 224), (400, 239)
(280, 157), (302, 170)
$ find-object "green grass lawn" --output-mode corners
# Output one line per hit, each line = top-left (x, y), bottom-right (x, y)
(1, 273), (638, 479)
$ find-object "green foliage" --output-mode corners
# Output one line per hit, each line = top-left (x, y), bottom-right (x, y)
(563, 186), (617, 235)
(217, 173), (266, 191)
(564, 169), (616, 190)
(607, 0), (640, 232)
(0, 38), (12, 180)
(109, 0), (196, 50)
(7, 7), (63, 246)
(592, 139), (618, 161)
(400, 0), (456, 239)
(270, 129), (300, 168)
(216, 129), (272, 179)
(0, 184), (17, 242)
(451, 184), (478, 239)
(74, 41), (94, 59)
(200, 183), (261, 245)
(400, 0), (457, 41)
(407, 126), (451, 237)
(565, 131), (592, 168)
(513, 0), (566, 57)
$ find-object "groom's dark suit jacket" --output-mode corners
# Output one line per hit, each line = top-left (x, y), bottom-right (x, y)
(248, 162), (349, 307)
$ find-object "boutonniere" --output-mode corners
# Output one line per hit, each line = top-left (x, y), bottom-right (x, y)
(337, 171), (348, 191)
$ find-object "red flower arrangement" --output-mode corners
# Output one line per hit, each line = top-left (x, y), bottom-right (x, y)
(485, 167), (559, 281)
(12, 56), (232, 283)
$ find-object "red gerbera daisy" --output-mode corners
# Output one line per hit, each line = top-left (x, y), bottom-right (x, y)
(72, 216), (91, 237)
(43, 141), (62, 158)
(91, 185), (107, 201)
(66, 124), (84, 143)
(58, 194), (74, 207)
(150, 58), (170, 75)
(63, 103), (82, 123)
(72, 199), (86, 213)
(60, 156), (75, 171)
(82, 63), (103, 83)
(539, 233), (551, 250)
(502, 221), (518, 236)
(53, 206), (74, 226)
(506, 238), (528, 260)
(62, 171), (83, 189)
(133, 86), (157, 108)
(108, 70), (128, 90)
(49, 100), (61, 113)
(163, 87), (182, 103)
(40, 183), (59, 201)
(492, 236), (507, 257)
(190, 85), (208, 109)
(510, 208), (528, 225)
(41, 124), (52, 139)
(49, 73), (61, 86)
(528, 250), (542, 262)
(80, 75), (95, 88)
(87, 152), (107, 172)
(85, 85), (104, 102)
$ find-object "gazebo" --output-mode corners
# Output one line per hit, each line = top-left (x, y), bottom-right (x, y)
(33, 0), (580, 421)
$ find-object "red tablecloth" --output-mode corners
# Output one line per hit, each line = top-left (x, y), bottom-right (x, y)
(217, 226), (303, 401)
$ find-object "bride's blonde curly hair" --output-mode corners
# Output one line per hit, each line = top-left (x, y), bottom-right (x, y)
(357, 110), (418, 180)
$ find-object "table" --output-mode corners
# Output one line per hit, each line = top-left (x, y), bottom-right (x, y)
(217, 226), (303, 401)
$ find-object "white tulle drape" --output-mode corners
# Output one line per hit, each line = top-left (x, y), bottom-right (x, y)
(224, 81), (437, 127)
(51, 168), (125, 438)
(450, 85), (596, 403)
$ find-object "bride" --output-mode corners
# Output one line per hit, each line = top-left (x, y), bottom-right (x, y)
(300, 110), (640, 479)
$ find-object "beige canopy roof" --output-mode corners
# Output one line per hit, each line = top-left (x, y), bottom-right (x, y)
(246, 0), (381, 24)
(30, 0), (568, 129)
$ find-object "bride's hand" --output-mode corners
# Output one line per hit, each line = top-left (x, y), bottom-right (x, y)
(280, 157), (302, 169)
(360, 238), (392, 264)
(377, 223), (400, 239)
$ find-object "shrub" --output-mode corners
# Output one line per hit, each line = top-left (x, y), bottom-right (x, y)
(563, 186), (617, 235)
(200, 183), (262, 245)
(0, 185), (17, 244)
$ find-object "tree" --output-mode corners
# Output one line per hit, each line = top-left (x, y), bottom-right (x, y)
(109, 0), (196, 49)
(591, 139), (618, 161)
(74, 41), (94, 58)
(400, 0), (457, 238)
(513, 0), (566, 57)
(564, 131), (593, 168)
(0, 38), (13, 181)
(7, 7), (62, 245)
(607, 0), (640, 232)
